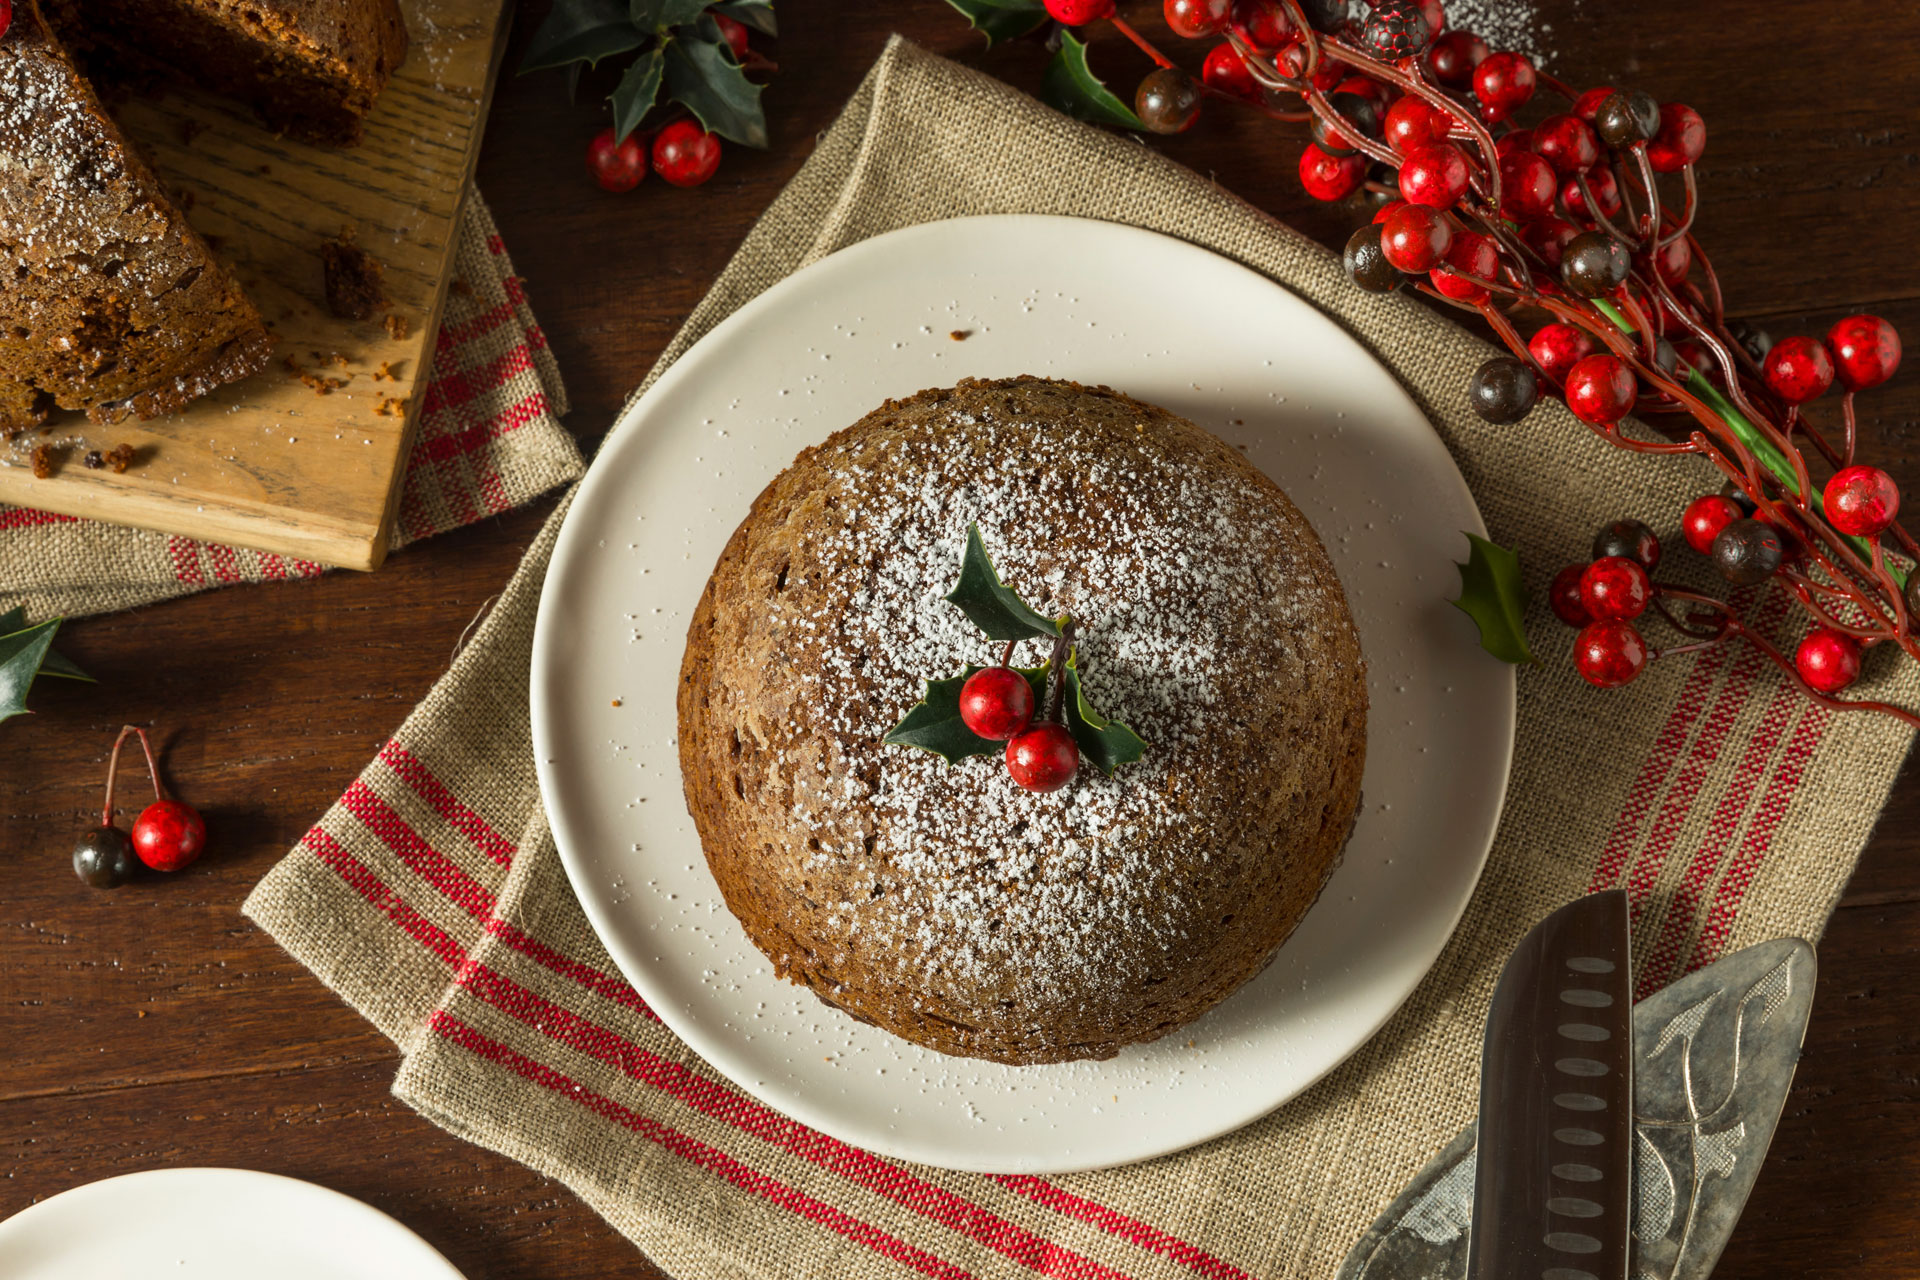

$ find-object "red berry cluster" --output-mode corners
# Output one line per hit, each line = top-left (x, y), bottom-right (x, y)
(588, 118), (725, 193)
(71, 726), (207, 890)
(959, 665), (1081, 793)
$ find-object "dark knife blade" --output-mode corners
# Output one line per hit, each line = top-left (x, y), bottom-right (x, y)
(1466, 889), (1633, 1280)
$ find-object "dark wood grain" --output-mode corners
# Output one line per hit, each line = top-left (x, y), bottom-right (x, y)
(3, 3), (1916, 1277)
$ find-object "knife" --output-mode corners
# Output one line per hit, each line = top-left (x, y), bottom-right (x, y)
(1467, 889), (1634, 1280)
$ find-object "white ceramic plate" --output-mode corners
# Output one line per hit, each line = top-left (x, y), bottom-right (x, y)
(0, 1169), (467, 1278)
(532, 215), (1514, 1174)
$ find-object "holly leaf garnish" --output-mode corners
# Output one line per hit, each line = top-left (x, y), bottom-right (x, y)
(710, 0), (775, 34)
(1062, 658), (1146, 775)
(0, 612), (92, 726)
(630, 0), (708, 27)
(941, 0), (1049, 48)
(1450, 533), (1537, 665)
(610, 44), (665, 142)
(520, 0), (647, 73)
(1041, 30), (1146, 131)
(664, 33), (769, 146)
(946, 523), (1064, 642)
(884, 665), (1049, 764)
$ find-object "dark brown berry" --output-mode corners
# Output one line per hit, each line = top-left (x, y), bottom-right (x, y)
(1710, 518), (1784, 585)
(1468, 357), (1539, 423)
(1592, 518), (1660, 571)
(1561, 232), (1631, 298)
(1726, 318), (1773, 364)
(1594, 89), (1659, 148)
(1310, 91), (1382, 157)
(1136, 67), (1202, 134)
(1344, 223), (1403, 293)
(74, 826), (137, 889)
(1719, 478), (1759, 515)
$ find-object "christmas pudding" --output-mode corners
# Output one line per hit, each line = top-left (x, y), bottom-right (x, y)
(678, 376), (1368, 1065)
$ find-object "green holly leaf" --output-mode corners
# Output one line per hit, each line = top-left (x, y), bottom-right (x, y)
(710, 0), (775, 35)
(1041, 30), (1146, 131)
(520, 0), (647, 73)
(631, 0), (709, 29)
(0, 607), (91, 686)
(1450, 532), (1537, 665)
(610, 44), (665, 141)
(945, 523), (1064, 643)
(664, 33), (768, 146)
(885, 665), (1050, 765)
(941, 0), (1048, 48)
(0, 615), (91, 725)
(1062, 659), (1146, 775)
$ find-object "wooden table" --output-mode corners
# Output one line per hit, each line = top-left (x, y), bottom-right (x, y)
(4, 3), (1916, 1275)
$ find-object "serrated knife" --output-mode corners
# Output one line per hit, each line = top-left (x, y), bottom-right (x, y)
(1467, 889), (1633, 1280)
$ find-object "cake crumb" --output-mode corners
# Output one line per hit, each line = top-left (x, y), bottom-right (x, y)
(949, 329), (971, 341)
(611, 699), (623, 707)
(30, 444), (57, 478)
(108, 443), (135, 473)
(320, 227), (389, 322)
(374, 395), (409, 417)
(84, 449), (104, 469)
(384, 313), (410, 341)
(373, 360), (403, 381)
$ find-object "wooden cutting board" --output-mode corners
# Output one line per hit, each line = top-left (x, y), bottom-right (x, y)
(0, 0), (515, 571)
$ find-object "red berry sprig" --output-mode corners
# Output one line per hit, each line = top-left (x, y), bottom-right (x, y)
(71, 726), (207, 889)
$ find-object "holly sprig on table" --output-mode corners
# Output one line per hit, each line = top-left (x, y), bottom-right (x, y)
(886, 524), (1146, 793)
(0, 607), (91, 727)
(946, 0), (1916, 725)
(520, 0), (775, 192)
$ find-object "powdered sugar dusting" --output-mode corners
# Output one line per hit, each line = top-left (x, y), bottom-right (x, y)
(1441, 0), (1567, 66)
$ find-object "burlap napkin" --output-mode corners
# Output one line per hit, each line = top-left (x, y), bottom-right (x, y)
(241, 39), (1918, 1280)
(0, 194), (582, 621)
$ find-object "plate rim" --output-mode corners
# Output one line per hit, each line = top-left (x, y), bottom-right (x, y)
(532, 212), (1516, 1173)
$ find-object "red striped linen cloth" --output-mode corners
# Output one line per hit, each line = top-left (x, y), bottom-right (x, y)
(239, 41), (1917, 1280)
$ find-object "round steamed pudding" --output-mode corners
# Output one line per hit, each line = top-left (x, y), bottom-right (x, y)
(677, 376), (1367, 1065)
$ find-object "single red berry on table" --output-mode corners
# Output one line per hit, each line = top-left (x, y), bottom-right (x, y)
(1425, 29), (1486, 88)
(1232, 0), (1293, 47)
(1565, 353), (1636, 424)
(1006, 722), (1080, 793)
(1572, 85), (1617, 121)
(1498, 150), (1557, 221)
(1382, 94), (1448, 152)
(1522, 217), (1580, 270)
(1430, 229), (1499, 303)
(1202, 41), (1261, 99)
(1651, 235), (1691, 286)
(958, 666), (1035, 741)
(1165, 0), (1232, 37)
(1681, 493), (1742, 554)
(1824, 314), (1902, 391)
(1531, 113), (1599, 176)
(1574, 620), (1649, 687)
(1046, 0), (1115, 23)
(132, 798), (207, 872)
(1560, 166), (1620, 221)
(1646, 103), (1706, 173)
(1580, 555), (1652, 621)
(1379, 203), (1453, 272)
(1399, 141), (1470, 209)
(1823, 464), (1901, 537)
(1529, 322), (1597, 382)
(711, 11), (749, 58)
(1299, 143), (1366, 201)
(1795, 629), (1863, 694)
(1549, 565), (1593, 627)
(1762, 336), (1835, 404)
(1473, 51), (1536, 123)
(586, 127), (647, 192)
(653, 120), (722, 187)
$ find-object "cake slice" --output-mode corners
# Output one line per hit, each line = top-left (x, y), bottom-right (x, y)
(44, 0), (410, 145)
(0, 3), (275, 434)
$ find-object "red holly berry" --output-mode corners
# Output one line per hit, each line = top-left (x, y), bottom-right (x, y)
(1399, 141), (1470, 209)
(711, 11), (749, 58)
(1571, 85), (1616, 122)
(1681, 494), (1742, 554)
(1646, 103), (1706, 173)
(1165, 0), (1232, 36)
(1006, 722), (1080, 793)
(1762, 336), (1835, 404)
(1823, 464), (1901, 537)
(1498, 149), (1557, 221)
(1232, 0), (1293, 47)
(1494, 128), (1533, 159)
(653, 120), (722, 187)
(1430, 229), (1499, 303)
(586, 127), (647, 192)
(1549, 564), (1593, 627)
(132, 798), (207, 872)
(1382, 94), (1448, 152)
(1795, 629), (1862, 694)
(1565, 354), (1636, 424)
(1574, 620), (1649, 687)
(1425, 29), (1486, 88)
(1651, 235), (1691, 286)
(959, 666), (1035, 741)
(1561, 167), (1620, 221)
(1529, 322), (1598, 382)
(1276, 41), (1346, 88)
(1299, 143), (1366, 201)
(1824, 314), (1903, 391)
(1046, 0), (1115, 23)
(1473, 51), (1536, 123)
(1379, 203), (1453, 272)
(1531, 114), (1599, 175)
(1580, 555), (1652, 621)
(1202, 41), (1261, 98)
(1522, 217), (1580, 270)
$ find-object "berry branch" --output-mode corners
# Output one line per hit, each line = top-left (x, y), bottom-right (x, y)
(952, 0), (1915, 720)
